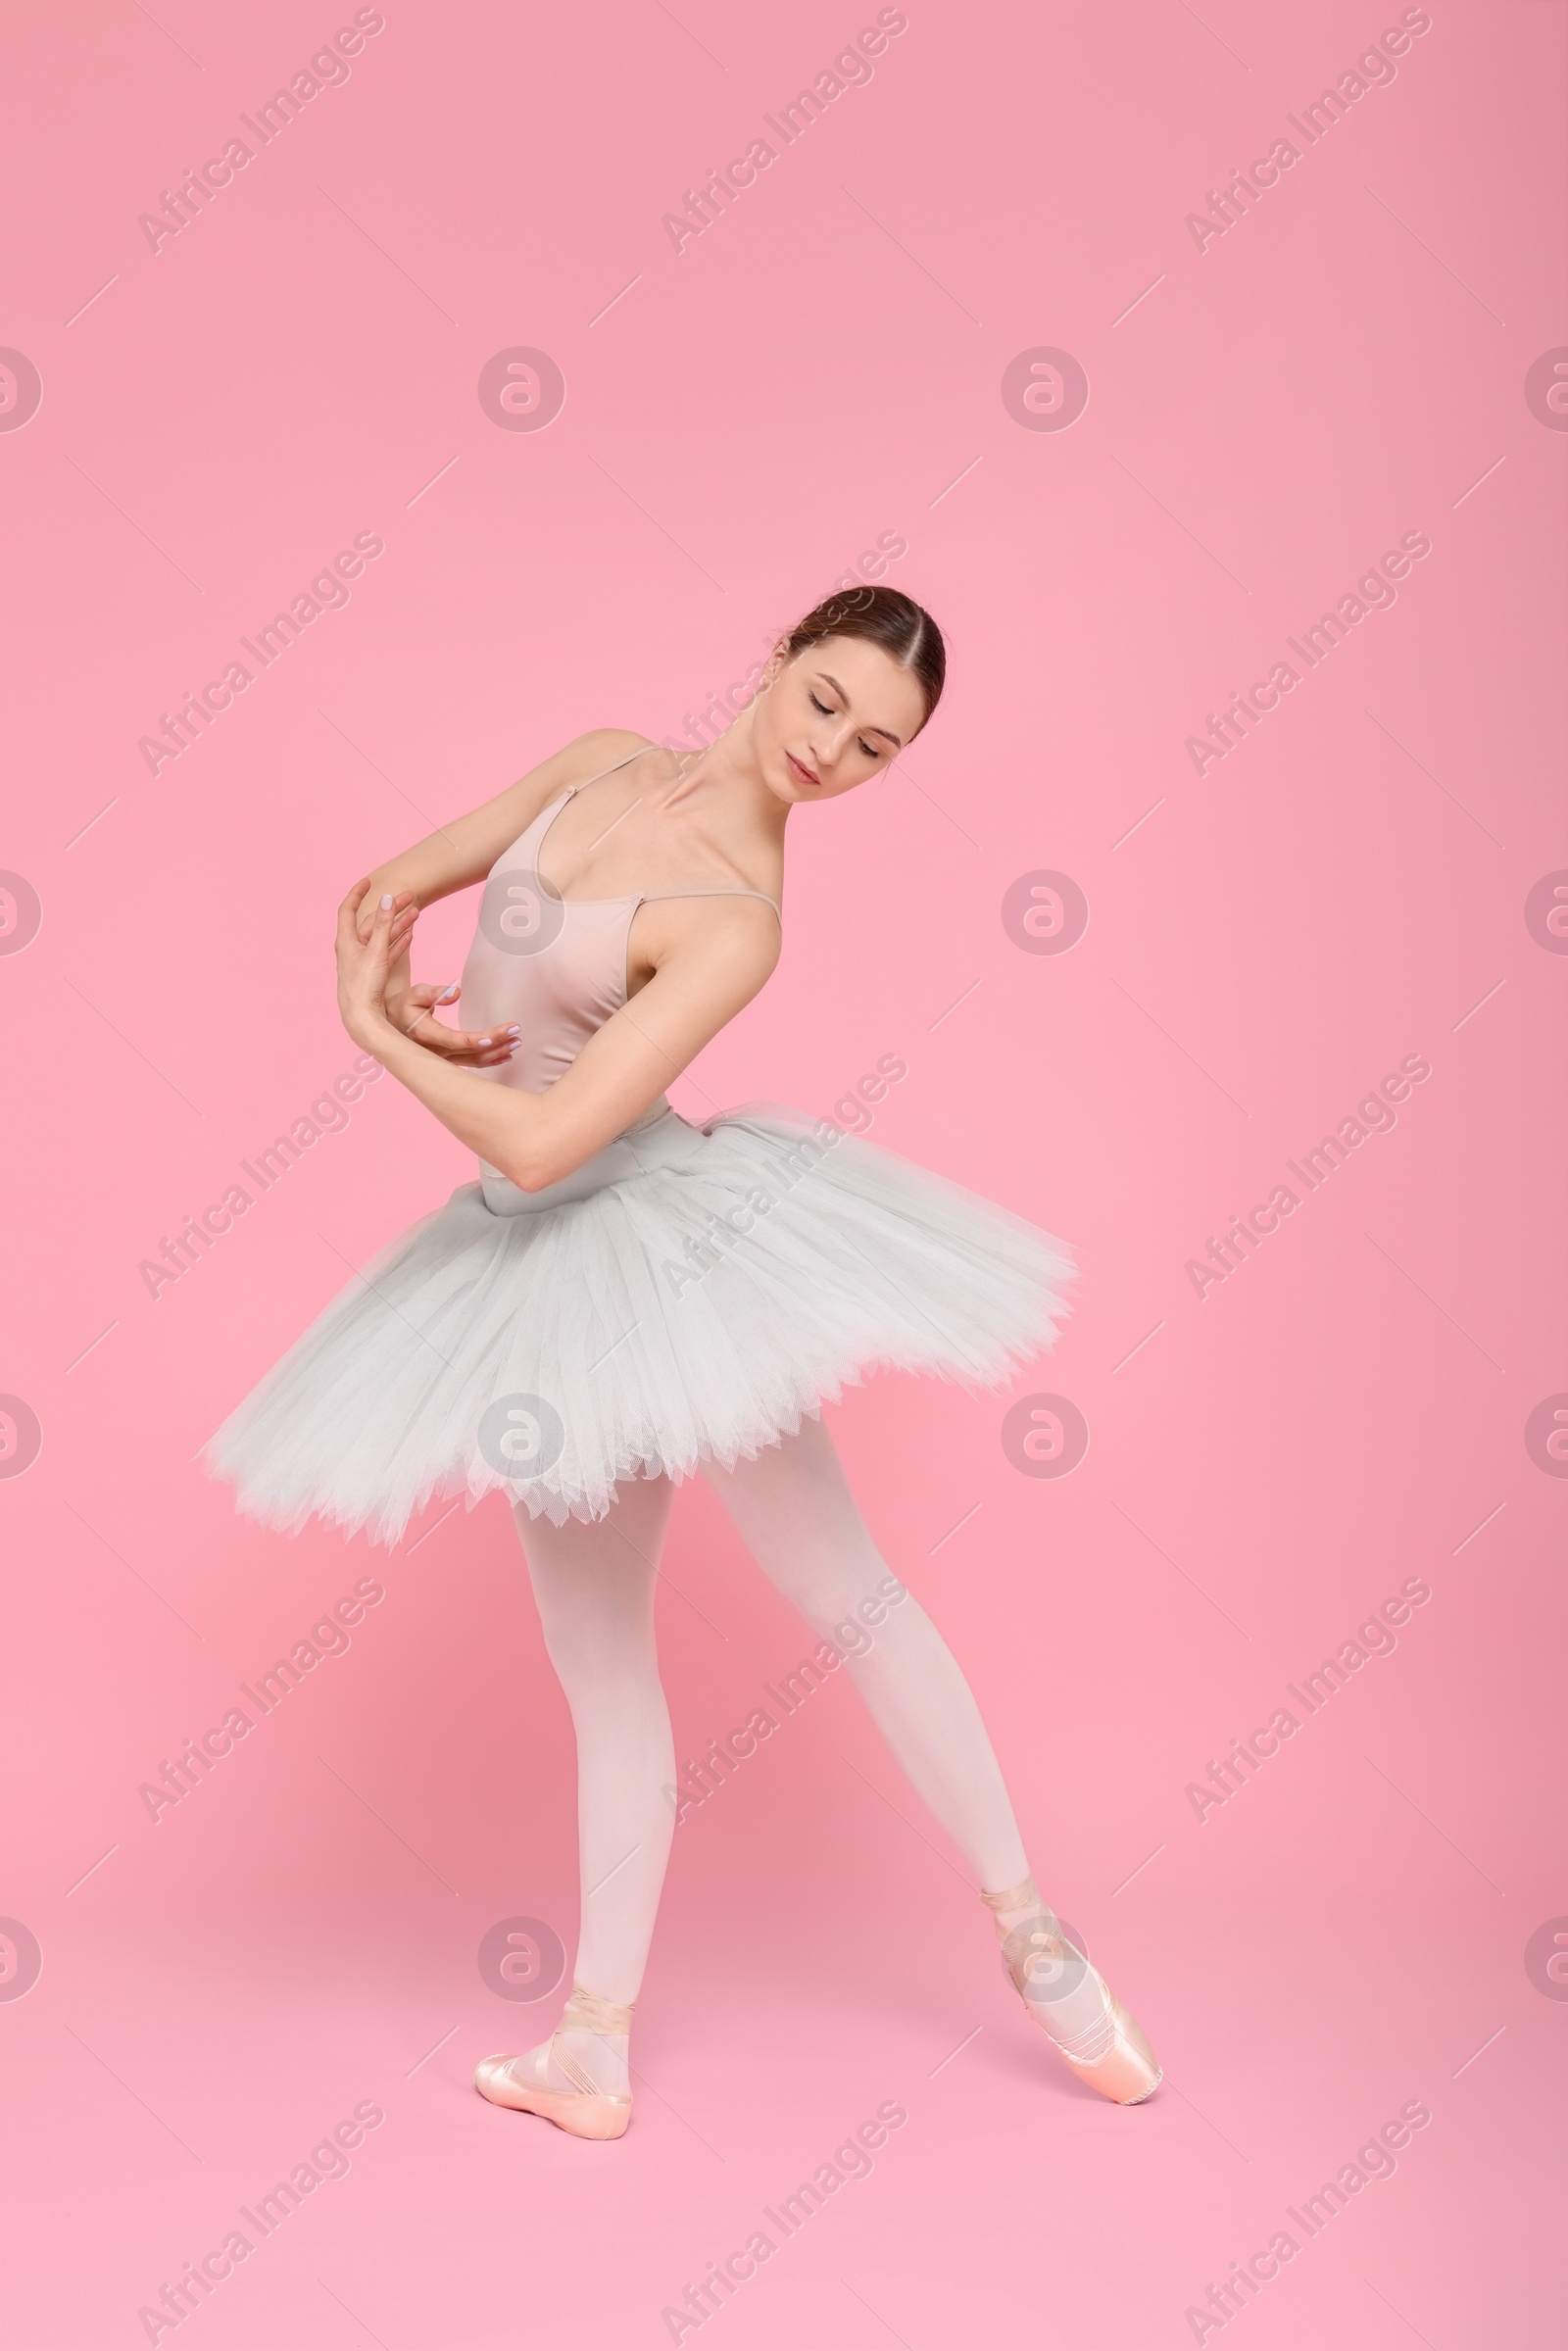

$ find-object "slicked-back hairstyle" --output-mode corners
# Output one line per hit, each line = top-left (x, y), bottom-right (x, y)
(779, 584), (946, 728)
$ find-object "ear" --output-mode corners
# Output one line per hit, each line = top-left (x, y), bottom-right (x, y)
(760, 639), (789, 689)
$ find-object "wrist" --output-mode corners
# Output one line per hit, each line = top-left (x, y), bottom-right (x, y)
(345, 1006), (398, 1059)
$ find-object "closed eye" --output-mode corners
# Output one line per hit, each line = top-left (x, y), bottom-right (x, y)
(809, 691), (881, 760)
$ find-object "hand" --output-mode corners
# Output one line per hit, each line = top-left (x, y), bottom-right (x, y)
(336, 882), (519, 1064)
(336, 881), (417, 1051)
(386, 978), (519, 1066)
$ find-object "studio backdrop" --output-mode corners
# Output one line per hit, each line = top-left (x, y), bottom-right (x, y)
(1, 3), (1562, 2346)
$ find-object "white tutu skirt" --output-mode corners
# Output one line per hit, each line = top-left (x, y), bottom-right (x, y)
(202, 1102), (1077, 1544)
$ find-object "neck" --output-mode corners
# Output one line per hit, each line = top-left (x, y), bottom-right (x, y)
(664, 704), (789, 850)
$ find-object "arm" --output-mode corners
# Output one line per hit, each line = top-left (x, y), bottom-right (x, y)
(336, 884), (780, 1192)
(362, 725), (651, 911)
(357, 726), (653, 1054)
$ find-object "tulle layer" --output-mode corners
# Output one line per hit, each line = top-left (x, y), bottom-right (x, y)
(201, 1104), (1077, 1545)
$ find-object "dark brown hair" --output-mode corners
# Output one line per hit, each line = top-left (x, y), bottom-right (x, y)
(780, 584), (946, 729)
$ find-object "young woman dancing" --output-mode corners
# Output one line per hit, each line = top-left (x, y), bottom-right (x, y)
(205, 585), (1160, 2137)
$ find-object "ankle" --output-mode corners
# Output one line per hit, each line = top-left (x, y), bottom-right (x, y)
(553, 1983), (634, 2100)
(980, 1873), (1044, 1932)
(562, 1983), (635, 2035)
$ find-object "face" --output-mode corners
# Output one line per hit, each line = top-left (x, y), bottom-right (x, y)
(753, 633), (929, 807)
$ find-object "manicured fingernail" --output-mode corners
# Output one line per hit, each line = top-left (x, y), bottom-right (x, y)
(438, 984), (459, 1001)
(507, 1025), (520, 1037)
(378, 894), (393, 909)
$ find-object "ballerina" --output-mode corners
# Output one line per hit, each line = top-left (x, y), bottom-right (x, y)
(204, 584), (1159, 2135)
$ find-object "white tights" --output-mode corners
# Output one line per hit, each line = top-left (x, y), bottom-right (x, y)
(514, 1412), (1031, 2011)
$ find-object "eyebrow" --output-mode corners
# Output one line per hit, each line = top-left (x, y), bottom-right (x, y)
(817, 672), (904, 751)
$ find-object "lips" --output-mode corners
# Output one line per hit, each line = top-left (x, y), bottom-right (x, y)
(786, 752), (821, 788)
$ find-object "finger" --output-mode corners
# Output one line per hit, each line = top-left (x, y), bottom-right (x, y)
(410, 1011), (471, 1047)
(404, 1016), (479, 1057)
(337, 879), (372, 947)
(362, 897), (404, 982)
(442, 1036), (512, 1065)
(343, 878), (382, 945)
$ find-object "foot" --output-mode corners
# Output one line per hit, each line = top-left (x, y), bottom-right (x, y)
(475, 1984), (634, 2140)
(982, 1876), (1161, 2105)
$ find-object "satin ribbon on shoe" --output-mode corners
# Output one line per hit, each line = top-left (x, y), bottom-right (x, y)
(474, 1984), (636, 2140)
(982, 1877), (1161, 2105)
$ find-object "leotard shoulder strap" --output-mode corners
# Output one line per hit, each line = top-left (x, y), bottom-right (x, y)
(568, 743), (656, 794)
(546, 743), (783, 925)
(638, 884), (781, 923)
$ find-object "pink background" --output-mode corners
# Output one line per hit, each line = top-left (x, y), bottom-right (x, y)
(1, 2), (1564, 2344)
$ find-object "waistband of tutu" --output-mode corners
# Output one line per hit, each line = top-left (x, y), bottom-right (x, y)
(477, 1098), (708, 1216)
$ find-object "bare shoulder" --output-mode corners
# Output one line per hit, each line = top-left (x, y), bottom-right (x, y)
(366, 728), (674, 913)
(653, 889), (782, 984)
(626, 892), (780, 1030)
(558, 727), (660, 784)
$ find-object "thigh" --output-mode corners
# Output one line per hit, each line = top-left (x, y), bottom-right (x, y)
(514, 1472), (675, 1668)
(701, 1414), (890, 1631)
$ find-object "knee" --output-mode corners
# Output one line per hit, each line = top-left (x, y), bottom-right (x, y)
(534, 1605), (658, 1697)
(818, 1579), (924, 1668)
(774, 1579), (861, 1648)
(763, 1517), (893, 1625)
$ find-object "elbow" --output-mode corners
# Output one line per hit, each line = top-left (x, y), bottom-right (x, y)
(494, 1103), (582, 1196)
(489, 1101), (565, 1196)
(498, 1159), (546, 1196)
(498, 1146), (567, 1195)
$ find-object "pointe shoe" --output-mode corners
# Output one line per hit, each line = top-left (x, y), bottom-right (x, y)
(475, 1984), (634, 2140)
(982, 1876), (1161, 2106)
